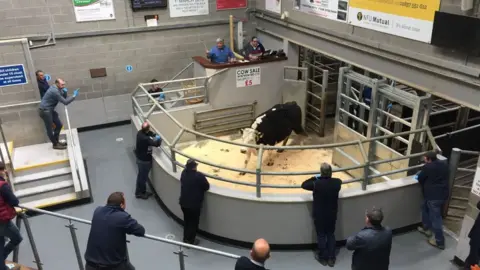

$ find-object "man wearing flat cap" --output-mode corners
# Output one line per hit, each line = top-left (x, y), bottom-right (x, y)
(206, 38), (236, 64)
(179, 159), (210, 245)
(134, 122), (162, 199)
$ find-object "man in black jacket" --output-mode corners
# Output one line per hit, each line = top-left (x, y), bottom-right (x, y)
(235, 238), (270, 270)
(84, 192), (145, 270)
(346, 207), (392, 270)
(465, 201), (480, 269)
(179, 159), (210, 245)
(134, 122), (162, 199)
(36, 70), (49, 99)
(301, 163), (342, 267)
(416, 151), (449, 249)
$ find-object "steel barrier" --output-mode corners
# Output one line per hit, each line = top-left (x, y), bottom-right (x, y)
(131, 80), (439, 198)
(12, 205), (240, 270)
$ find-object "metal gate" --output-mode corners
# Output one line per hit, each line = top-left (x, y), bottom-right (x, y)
(282, 66), (308, 130)
(193, 102), (256, 135)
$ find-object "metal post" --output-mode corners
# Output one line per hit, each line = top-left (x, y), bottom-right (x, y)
(444, 148), (461, 217)
(0, 119), (14, 179)
(174, 249), (187, 270)
(66, 220), (84, 270)
(319, 70), (328, 137)
(12, 215), (22, 263)
(19, 214), (43, 270)
(256, 147), (264, 198)
(362, 161), (370, 190)
(171, 148), (177, 173)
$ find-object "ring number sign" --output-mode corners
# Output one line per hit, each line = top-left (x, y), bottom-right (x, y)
(236, 67), (261, 88)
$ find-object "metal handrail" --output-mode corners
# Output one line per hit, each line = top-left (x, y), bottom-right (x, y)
(14, 205), (240, 270)
(64, 106), (83, 191)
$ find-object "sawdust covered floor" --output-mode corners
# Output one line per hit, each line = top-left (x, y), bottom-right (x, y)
(175, 134), (361, 194)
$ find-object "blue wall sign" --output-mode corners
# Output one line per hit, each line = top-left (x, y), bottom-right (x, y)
(44, 74), (51, 81)
(0, 64), (28, 87)
(126, 65), (133, 72)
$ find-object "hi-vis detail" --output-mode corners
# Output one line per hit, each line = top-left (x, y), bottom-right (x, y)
(236, 67), (261, 88)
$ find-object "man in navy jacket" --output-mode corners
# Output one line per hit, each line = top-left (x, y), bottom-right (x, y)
(416, 151), (449, 249)
(36, 70), (49, 99)
(84, 192), (145, 270)
(0, 162), (22, 270)
(301, 163), (342, 267)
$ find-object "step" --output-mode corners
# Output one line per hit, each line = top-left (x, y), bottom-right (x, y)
(12, 143), (69, 177)
(17, 192), (79, 211)
(449, 204), (467, 210)
(5, 261), (36, 270)
(0, 141), (14, 165)
(450, 196), (469, 202)
(16, 180), (74, 203)
(452, 186), (471, 198)
(13, 167), (72, 190)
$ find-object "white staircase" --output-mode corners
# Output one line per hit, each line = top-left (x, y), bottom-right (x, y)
(1, 130), (90, 210)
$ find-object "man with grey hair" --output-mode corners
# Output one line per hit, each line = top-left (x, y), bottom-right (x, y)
(301, 163), (342, 267)
(346, 207), (392, 270)
(205, 38), (235, 64)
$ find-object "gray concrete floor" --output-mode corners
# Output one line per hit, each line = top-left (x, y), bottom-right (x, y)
(13, 125), (461, 269)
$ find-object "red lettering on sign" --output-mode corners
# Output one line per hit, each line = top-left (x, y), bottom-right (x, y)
(245, 80), (252, 86)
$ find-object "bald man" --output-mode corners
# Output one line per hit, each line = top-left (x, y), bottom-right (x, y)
(134, 122), (162, 199)
(39, 78), (79, 150)
(235, 238), (270, 270)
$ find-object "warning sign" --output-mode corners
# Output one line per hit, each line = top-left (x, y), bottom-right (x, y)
(236, 66), (261, 88)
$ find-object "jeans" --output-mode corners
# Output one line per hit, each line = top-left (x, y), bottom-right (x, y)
(39, 109), (62, 145)
(181, 207), (201, 243)
(85, 261), (135, 270)
(421, 199), (445, 246)
(135, 160), (152, 195)
(0, 221), (23, 270)
(314, 219), (336, 260)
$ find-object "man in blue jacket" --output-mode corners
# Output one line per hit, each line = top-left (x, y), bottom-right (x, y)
(38, 78), (79, 150)
(0, 162), (22, 270)
(84, 192), (145, 270)
(301, 163), (342, 267)
(179, 159), (210, 245)
(206, 38), (235, 64)
(35, 70), (49, 99)
(416, 151), (449, 250)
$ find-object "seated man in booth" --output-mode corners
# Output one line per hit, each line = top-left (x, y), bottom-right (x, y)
(206, 38), (236, 64)
(242, 36), (265, 61)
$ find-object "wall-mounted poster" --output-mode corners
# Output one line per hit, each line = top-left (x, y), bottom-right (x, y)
(217, 0), (247, 10)
(131, 0), (167, 11)
(73, 0), (115, 22)
(294, 0), (349, 22)
(169, 0), (209, 18)
(349, 0), (441, 43)
(266, 0), (281, 14)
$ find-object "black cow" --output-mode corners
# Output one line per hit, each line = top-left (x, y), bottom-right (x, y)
(239, 101), (308, 174)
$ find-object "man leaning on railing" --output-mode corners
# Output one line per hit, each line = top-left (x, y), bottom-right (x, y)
(84, 192), (145, 270)
(38, 78), (79, 150)
(0, 162), (22, 270)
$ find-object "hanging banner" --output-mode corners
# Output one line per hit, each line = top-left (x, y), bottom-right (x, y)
(236, 67), (261, 88)
(294, 0), (349, 22)
(348, 0), (441, 43)
(169, 0), (209, 18)
(217, 0), (247, 10)
(265, 0), (281, 14)
(73, 0), (115, 22)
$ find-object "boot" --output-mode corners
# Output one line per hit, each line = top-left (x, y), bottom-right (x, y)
(53, 143), (67, 150)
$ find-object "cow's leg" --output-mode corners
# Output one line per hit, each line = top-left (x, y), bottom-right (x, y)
(240, 149), (253, 175)
(276, 135), (290, 153)
(266, 150), (276, 166)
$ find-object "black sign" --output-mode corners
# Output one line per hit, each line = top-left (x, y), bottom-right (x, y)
(131, 0), (167, 11)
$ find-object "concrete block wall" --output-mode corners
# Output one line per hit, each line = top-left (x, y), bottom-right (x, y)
(0, 0), (256, 147)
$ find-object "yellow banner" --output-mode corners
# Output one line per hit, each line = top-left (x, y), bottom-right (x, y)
(349, 0), (441, 21)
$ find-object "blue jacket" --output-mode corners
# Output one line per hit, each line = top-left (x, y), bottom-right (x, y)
(0, 177), (19, 207)
(39, 85), (75, 111)
(417, 160), (449, 201)
(346, 225), (392, 270)
(84, 205), (145, 266)
(37, 78), (50, 99)
(207, 45), (234, 64)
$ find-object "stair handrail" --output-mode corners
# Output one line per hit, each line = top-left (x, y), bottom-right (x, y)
(14, 204), (240, 270)
(64, 106), (83, 191)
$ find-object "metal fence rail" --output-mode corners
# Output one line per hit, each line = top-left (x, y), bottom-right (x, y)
(131, 80), (439, 198)
(13, 205), (240, 270)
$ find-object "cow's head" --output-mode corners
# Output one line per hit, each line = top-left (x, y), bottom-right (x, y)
(239, 128), (258, 154)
